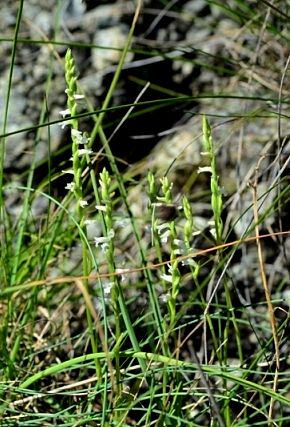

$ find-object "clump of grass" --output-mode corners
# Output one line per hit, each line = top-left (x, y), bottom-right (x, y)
(1, 0), (290, 426)
(63, 47), (101, 377)
(201, 115), (224, 244)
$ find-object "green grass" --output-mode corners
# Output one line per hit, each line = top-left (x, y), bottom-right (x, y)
(1, 0), (290, 426)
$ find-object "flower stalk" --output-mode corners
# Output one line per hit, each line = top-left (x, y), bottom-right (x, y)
(64, 48), (100, 378)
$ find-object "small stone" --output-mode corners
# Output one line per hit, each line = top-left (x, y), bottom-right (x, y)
(92, 25), (133, 71)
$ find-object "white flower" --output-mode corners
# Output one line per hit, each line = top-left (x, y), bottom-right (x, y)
(71, 129), (89, 145)
(71, 129), (82, 138)
(103, 281), (114, 296)
(59, 120), (71, 129)
(94, 236), (108, 247)
(65, 182), (75, 192)
(173, 248), (183, 255)
(79, 200), (88, 208)
(78, 148), (93, 156)
(173, 238), (183, 246)
(116, 268), (130, 282)
(107, 229), (115, 239)
(160, 292), (170, 303)
(151, 202), (164, 207)
(71, 129), (84, 144)
(209, 228), (217, 239)
(160, 230), (170, 243)
(181, 258), (196, 267)
(62, 169), (74, 175)
(197, 166), (212, 174)
(59, 109), (71, 118)
(160, 273), (172, 283)
(94, 229), (115, 252)
(95, 205), (107, 212)
(156, 222), (170, 232)
(73, 94), (85, 100)
(173, 239), (185, 255)
(102, 243), (110, 252)
(155, 222), (171, 243)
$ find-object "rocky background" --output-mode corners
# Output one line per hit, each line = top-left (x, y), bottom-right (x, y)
(2, 0), (290, 254)
(2, 0), (288, 174)
(1, 1), (290, 423)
